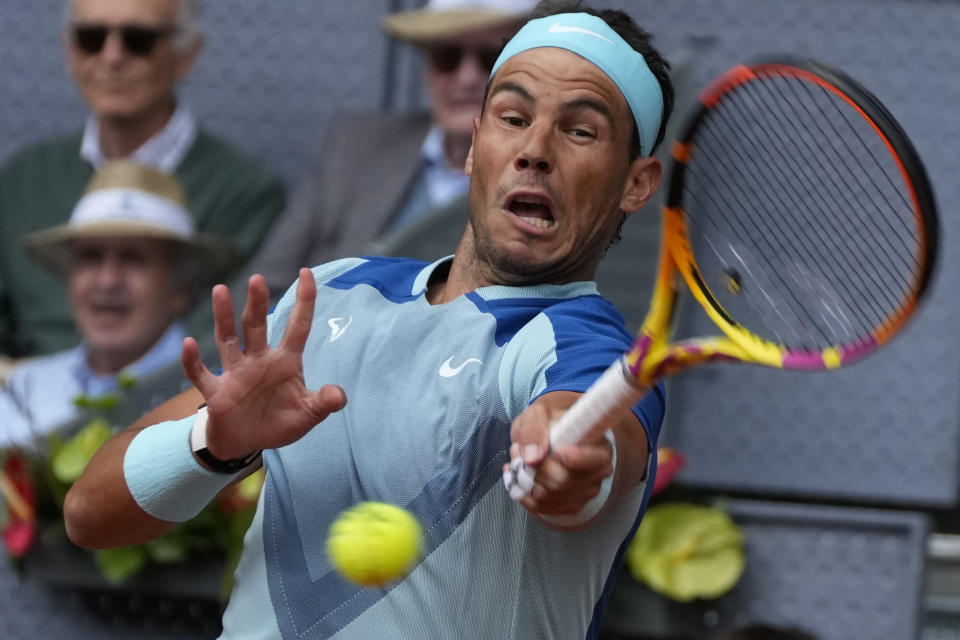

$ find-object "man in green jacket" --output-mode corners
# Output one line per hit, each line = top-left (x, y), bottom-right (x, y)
(0, 0), (284, 358)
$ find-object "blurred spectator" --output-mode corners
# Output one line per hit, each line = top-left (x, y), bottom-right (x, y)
(0, 0), (283, 358)
(241, 0), (537, 299)
(0, 161), (236, 448)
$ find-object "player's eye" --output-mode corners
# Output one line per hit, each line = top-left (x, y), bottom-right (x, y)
(569, 128), (596, 139)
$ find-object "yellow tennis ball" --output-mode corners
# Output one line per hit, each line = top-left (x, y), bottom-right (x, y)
(326, 501), (423, 587)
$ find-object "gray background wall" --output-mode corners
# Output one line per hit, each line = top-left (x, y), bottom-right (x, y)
(1, 0), (959, 638)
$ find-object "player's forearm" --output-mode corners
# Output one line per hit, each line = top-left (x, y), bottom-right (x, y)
(64, 387), (204, 548)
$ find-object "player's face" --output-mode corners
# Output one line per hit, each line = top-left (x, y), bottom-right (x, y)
(68, 236), (190, 371)
(66, 0), (196, 122)
(465, 47), (660, 285)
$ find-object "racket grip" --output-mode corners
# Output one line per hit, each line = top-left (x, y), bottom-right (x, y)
(502, 358), (647, 501)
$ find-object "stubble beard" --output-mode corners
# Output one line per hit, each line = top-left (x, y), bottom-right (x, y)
(466, 184), (618, 287)
(465, 175), (566, 285)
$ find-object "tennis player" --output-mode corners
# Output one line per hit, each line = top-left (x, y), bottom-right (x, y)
(65, 1), (675, 637)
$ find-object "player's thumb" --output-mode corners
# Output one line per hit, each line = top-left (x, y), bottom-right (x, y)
(309, 384), (348, 420)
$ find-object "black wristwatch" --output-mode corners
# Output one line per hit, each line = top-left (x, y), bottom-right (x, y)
(190, 404), (262, 474)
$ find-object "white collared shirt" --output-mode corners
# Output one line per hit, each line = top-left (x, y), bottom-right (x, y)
(388, 126), (471, 231)
(79, 102), (198, 171)
(420, 125), (471, 209)
(0, 322), (187, 449)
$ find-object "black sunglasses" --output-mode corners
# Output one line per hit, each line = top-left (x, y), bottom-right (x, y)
(72, 23), (177, 57)
(428, 45), (500, 74)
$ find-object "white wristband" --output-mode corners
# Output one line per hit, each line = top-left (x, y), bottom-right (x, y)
(123, 412), (240, 523)
(188, 404), (210, 451)
(539, 429), (617, 527)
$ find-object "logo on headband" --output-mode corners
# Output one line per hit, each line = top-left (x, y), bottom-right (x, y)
(547, 23), (613, 44)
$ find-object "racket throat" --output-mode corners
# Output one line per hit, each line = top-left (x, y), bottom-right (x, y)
(549, 358), (648, 450)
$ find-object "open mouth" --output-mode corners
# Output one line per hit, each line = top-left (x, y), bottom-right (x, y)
(506, 194), (556, 230)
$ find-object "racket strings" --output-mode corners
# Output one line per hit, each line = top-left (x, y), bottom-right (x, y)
(683, 137), (835, 341)
(797, 79), (919, 260)
(690, 109), (892, 344)
(697, 226), (818, 345)
(690, 105), (882, 322)
(688, 128), (903, 349)
(682, 72), (922, 350)
(735, 79), (911, 317)
(780, 79), (920, 283)
(767, 77), (920, 310)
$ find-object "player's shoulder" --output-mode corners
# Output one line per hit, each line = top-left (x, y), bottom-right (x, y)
(273, 256), (437, 314)
(496, 290), (632, 361)
(537, 292), (632, 341)
(319, 255), (433, 300)
(503, 293), (634, 366)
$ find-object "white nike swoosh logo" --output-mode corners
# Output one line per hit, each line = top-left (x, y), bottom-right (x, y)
(548, 23), (613, 43)
(328, 316), (352, 342)
(439, 356), (483, 378)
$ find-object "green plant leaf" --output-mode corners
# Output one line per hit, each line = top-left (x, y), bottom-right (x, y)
(91, 394), (118, 411)
(116, 372), (138, 390)
(145, 536), (189, 564)
(626, 502), (745, 602)
(95, 546), (147, 584)
(45, 432), (65, 458)
(50, 418), (113, 484)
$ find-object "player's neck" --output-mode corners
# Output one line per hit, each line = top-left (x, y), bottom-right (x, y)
(430, 227), (601, 303)
(426, 234), (489, 304)
(426, 262), (471, 305)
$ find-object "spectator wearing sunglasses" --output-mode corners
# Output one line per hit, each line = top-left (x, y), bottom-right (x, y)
(0, 0), (284, 361)
(239, 0), (538, 301)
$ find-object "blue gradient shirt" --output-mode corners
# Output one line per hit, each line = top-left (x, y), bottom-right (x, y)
(220, 256), (664, 640)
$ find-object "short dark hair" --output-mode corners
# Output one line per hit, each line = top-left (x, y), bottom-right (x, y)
(527, 0), (674, 157)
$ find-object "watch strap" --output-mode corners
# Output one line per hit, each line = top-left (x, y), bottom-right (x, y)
(190, 404), (261, 474)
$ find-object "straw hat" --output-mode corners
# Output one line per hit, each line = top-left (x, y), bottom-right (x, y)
(382, 0), (538, 44)
(23, 160), (238, 285)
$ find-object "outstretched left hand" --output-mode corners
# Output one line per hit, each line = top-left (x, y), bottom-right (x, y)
(182, 269), (347, 461)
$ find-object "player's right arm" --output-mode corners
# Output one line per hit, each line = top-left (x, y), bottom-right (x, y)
(65, 270), (347, 549)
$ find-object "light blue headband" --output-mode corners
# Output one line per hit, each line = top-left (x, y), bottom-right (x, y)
(490, 12), (663, 158)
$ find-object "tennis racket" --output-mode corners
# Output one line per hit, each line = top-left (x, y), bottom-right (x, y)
(504, 57), (939, 500)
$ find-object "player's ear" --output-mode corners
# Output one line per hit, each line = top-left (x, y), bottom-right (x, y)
(620, 157), (661, 214)
(464, 116), (480, 176)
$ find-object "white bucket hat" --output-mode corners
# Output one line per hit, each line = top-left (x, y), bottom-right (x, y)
(23, 160), (238, 285)
(382, 0), (539, 44)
